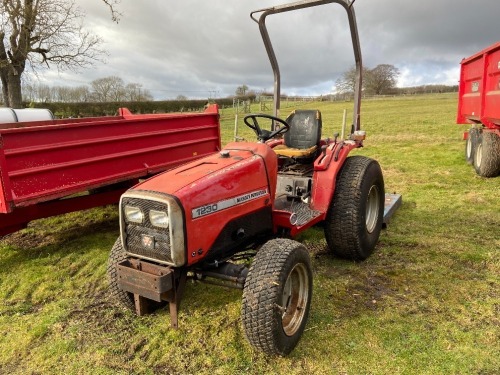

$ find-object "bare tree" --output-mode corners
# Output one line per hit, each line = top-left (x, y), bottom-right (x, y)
(335, 65), (369, 96)
(73, 85), (91, 102)
(22, 82), (91, 102)
(124, 82), (153, 101)
(91, 77), (153, 102)
(0, 0), (105, 108)
(90, 76), (124, 102)
(101, 0), (121, 23)
(335, 66), (357, 95)
(364, 64), (400, 95)
(36, 83), (52, 102)
(54, 85), (90, 102)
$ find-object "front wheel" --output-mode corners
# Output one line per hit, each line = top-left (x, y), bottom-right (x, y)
(107, 237), (135, 311)
(324, 156), (385, 260)
(107, 238), (167, 313)
(241, 238), (312, 356)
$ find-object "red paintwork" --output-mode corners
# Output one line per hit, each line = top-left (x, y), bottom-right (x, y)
(0, 105), (221, 235)
(311, 141), (357, 212)
(270, 141), (358, 237)
(132, 134), (363, 264)
(457, 41), (500, 129)
(135, 142), (277, 266)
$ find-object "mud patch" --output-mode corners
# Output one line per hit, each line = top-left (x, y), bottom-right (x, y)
(346, 273), (396, 311)
(2, 230), (57, 249)
(2, 211), (118, 250)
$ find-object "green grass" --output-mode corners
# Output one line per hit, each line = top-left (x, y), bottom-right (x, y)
(1, 93), (499, 374)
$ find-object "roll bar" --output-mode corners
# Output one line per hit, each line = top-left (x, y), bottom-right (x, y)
(251, 0), (362, 132)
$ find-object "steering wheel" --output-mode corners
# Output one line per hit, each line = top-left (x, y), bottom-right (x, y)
(243, 113), (290, 142)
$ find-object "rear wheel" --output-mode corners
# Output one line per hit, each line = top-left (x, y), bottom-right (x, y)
(465, 127), (479, 164)
(324, 156), (385, 260)
(241, 238), (312, 356)
(474, 131), (500, 177)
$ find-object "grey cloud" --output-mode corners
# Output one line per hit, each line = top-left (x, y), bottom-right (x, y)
(37, 0), (499, 98)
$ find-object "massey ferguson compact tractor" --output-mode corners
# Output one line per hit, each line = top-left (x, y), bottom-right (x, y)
(108, 0), (391, 356)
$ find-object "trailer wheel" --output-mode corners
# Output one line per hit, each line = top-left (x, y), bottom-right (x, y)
(474, 131), (500, 177)
(465, 127), (479, 164)
(324, 156), (385, 260)
(241, 238), (312, 356)
(107, 237), (136, 311)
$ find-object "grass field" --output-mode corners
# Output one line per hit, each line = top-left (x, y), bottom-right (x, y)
(0, 93), (498, 374)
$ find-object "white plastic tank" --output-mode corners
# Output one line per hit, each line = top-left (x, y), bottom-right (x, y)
(0, 108), (18, 123)
(0, 108), (54, 123)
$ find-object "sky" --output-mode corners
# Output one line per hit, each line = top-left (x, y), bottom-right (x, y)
(34, 0), (500, 100)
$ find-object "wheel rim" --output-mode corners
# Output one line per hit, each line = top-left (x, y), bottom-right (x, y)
(466, 137), (472, 159)
(281, 263), (309, 336)
(366, 185), (380, 234)
(476, 143), (483, 167)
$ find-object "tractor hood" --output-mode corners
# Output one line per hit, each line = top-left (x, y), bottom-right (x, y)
(129, 142), (278, 266)
(134, 142), (277, 201)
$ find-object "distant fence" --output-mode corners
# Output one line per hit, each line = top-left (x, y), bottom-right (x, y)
(22, 90), (459, 118)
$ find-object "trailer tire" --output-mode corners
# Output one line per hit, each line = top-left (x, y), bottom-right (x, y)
(241, 238), (312, 356)
(107, 237), (136, 311)
(474, 131), (500, 177)
(324, 156), (385, 260)
(465, 127), (479, 164)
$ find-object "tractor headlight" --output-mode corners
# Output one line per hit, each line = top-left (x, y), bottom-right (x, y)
(124, 205), (144, 224)
(120, 191), (186, 267)
(149, 210), (169, 228)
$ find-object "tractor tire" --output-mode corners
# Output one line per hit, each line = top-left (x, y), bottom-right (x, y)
(324, 155), (385, 260)
(474, 131), (500, 177)
(107, 238), (169, 313)
(107, 237), (135, 311)
(241, 238), (312, 356)
(465, 127), (479, 164)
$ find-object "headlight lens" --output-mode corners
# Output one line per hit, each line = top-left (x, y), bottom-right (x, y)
(149, 210), (169, 228)
(124, 205), (144, 224)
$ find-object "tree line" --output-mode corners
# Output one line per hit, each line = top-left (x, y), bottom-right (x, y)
(22, 76), (153, 103)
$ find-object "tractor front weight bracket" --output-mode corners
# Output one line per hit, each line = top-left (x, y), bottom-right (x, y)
(117, 258), (187, 328)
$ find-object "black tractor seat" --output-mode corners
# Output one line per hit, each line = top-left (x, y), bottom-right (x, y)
(273, 109), (322, 161)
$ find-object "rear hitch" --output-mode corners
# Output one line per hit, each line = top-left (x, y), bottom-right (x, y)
(117, 258), (187, 328)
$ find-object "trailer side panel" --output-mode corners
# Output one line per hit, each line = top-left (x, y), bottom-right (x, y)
(457, 42), (500, 129)
(0, 105), (221, 213)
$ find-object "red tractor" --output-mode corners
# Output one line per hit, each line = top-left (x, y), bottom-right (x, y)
(108, 0), (385, 356)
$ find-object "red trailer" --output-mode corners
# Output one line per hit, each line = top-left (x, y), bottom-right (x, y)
(0, 105), (221, 235)
(457, 41), (500, 177)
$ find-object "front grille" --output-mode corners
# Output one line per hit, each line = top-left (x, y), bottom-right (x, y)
(122, 197), (173, 264)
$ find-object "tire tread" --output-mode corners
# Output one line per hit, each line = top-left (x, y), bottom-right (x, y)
(241, 238), (311, 356)
(324, 155), (384, 260)
(107, 237), (135, 311)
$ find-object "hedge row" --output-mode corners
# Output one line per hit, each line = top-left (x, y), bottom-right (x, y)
(31, 98), (238, 118)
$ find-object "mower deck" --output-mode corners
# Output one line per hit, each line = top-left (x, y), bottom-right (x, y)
(383, 193), (402, 225)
